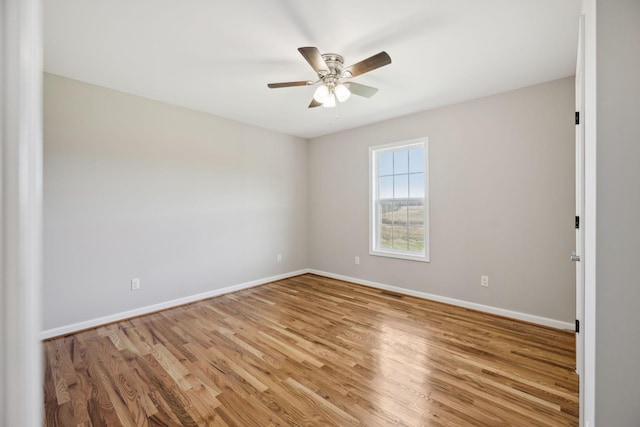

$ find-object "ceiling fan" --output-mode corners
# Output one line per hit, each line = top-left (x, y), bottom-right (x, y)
(267, 47), (391, 108)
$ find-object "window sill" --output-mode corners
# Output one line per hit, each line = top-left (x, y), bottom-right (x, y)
(369, 250), (430, 263)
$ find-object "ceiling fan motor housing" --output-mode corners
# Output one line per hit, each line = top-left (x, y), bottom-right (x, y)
(320, 53), (347, 83)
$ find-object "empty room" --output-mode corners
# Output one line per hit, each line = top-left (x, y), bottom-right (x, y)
(3, 0), (640, 426)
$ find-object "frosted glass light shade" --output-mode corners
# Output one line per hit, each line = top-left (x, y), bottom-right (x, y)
(313, 84), (330, 103)
(322, 93), (336, 108)
(335, 84), (351, 102)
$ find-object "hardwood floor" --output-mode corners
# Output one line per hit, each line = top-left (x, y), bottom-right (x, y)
(43, 274), (579, 426)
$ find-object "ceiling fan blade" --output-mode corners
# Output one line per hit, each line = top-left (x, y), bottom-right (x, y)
(347, 82), (379, 98)
(298, 47), (329, 74)
(343, 51), (391, 78)
(267, 81), (312, 88)
(308, 98), (322, 108)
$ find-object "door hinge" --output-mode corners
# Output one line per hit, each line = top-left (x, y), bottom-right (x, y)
(575, 216), (580, 229)
(575, 111), (580, 125)
(576, 319), (580, 333)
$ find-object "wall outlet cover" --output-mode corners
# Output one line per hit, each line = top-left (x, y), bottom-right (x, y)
(481, 275), (489, 287)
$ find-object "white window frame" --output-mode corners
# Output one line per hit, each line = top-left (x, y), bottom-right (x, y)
(369, 137), (430, 262)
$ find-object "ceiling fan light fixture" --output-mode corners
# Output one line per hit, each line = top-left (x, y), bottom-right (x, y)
(322, 92), (336, 108)
(313, 84), (330, 103)
(335, 83), (351, 102)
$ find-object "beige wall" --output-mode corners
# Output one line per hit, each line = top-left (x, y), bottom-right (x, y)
(43, 73), (308, 330)
(44, 74), (575, 331)
(308, 77), (576, 323)
(595, 0), (640, 423)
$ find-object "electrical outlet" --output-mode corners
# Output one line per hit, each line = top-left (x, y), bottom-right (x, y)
(355, 256), (360, 265)
(481, 275), (489, 287)
(277, 254), (282, 262)
(131, 278), (141, 291)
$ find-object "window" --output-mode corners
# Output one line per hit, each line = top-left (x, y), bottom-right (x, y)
(370, 138), (429, 262)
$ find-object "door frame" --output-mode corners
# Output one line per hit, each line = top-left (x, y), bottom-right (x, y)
(579, 0), (598, 424)
(575, 14), (585, 380)
(574, 14), (586, 426)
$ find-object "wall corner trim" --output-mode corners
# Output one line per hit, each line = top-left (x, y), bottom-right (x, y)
(40, 269), (311, 340)
(309, 270), (574, 330)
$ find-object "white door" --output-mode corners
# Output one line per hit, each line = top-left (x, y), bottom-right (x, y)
(574, 14), (586, 404)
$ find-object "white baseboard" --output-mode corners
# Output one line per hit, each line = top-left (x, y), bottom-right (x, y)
(40, 269), (310, 340)
(42, 268), (573, 339)
(308, 270), (574, 331)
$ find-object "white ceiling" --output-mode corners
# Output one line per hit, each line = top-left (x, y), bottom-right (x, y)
(44, 0), (581, 139)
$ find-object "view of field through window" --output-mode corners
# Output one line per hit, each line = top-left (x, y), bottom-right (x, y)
(376, 145), (425, 253)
